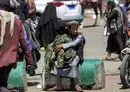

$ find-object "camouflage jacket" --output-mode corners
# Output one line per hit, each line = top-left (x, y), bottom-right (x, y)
(44, 34), (76, 71)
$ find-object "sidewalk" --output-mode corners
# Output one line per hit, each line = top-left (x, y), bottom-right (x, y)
(104, 60), (121, 75)
(26, 51), (122, 92)
(26, 17), (123, 91)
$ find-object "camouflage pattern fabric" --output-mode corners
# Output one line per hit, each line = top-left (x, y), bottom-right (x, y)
(44, 34), (76, 71)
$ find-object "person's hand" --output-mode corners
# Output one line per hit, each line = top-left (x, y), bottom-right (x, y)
(55, 45), (62, 54)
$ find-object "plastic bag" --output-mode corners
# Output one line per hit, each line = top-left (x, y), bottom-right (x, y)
(104, 25), (110, 36)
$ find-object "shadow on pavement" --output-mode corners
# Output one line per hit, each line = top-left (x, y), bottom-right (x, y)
(34, 73), (42, 76)
(27, 82), (39, 86)
(118, 82), (122, 85)
(119, 86), (129, 90)
(83, 25), (100, 28)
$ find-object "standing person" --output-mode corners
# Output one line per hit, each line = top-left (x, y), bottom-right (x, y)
(127, 5), (130, 28)
(47, 21), (85, 91)
(120, 0), (130, 29)
(105, 0), (126, 60)
(36, 4), (59, 49)
(0, 0), (33, 90)
(14, 0), (29, 22)
(124, 5), (130, 44)
(27, 0), (36, 19)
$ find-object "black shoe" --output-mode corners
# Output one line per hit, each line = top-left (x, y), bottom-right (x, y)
(26, 66), (35, 76)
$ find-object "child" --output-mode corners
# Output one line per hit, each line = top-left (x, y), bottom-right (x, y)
(47, 21), (85, 91)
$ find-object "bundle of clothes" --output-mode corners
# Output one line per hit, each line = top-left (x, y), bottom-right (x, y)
(44, 34), (77, 71)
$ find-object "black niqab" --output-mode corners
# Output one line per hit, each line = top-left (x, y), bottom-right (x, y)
(36, 4), (59, 47)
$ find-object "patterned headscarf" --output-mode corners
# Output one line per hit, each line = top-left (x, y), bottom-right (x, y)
(0, 0), (19, 46)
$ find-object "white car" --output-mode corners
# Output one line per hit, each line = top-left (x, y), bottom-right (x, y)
(34, 0), (83, 23)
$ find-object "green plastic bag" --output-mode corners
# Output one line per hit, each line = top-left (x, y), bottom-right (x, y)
(7, 61), (27, 89)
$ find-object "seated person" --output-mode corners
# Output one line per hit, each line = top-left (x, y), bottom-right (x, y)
(46, 21), (86, 91)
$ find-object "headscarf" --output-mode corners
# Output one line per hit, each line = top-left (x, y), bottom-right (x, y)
(0, 0), (16, 46)
(0, 10), (15, 46)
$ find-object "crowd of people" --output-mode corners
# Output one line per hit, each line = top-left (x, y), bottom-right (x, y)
(0, 0), (41, 91)
(0, 0), (86, 92)
(1, 0), (130, 92)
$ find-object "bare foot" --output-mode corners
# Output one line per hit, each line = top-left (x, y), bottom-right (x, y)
(105, 56), (112, 61)
(47, 86), (63, 91)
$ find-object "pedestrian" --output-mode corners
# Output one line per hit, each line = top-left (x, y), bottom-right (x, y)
(27, 0), (36, 19)
(47, 21), (85, 91)
(14, 0), (29, 22)
(127, 3), (130, 27)
(120, 0), (130, 31)
(105, 0), (126, 60)
(36, 3), (59, 49)
(125, 5), (130, 46)
(0, 0), (33, 90)
(23, 18), (41, 72)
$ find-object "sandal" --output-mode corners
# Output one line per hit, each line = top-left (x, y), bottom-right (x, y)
(105, 56), (113, 61)
(47, 86), (63, 91)
(75, 85), (83, 92)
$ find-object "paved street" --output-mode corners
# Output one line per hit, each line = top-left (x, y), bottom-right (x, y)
(26, 15), (130, 92)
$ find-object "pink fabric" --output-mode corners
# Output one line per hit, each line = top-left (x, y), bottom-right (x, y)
(0, 87), (10, 92)
(0, 18), (33, 68)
